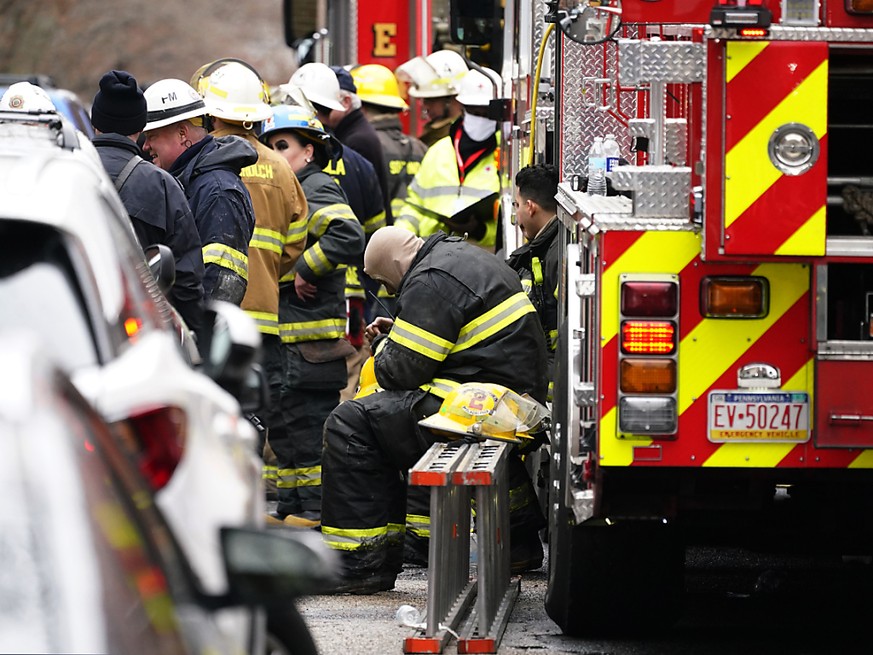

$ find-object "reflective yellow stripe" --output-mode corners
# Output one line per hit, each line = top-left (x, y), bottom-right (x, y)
(395, 215), (420, 233)
(303, 241), (335, 276)
(452, 292), (535, 354)
(279, 318), (346, 342)
(202, 243), (248, 280)
(547, 329), (559, 351)
(286, 218), (308, 243)
(250, 226), (284, 254)
(244, 310), (279, 336)
(388, 318), (454, 361)
(419, 377), (461, 399)
(262, 465), (278, 481)
(322, 525), (388, 551)
(362, 210), (388, 235)
(406, 513), (431, 538)
(521, 278), (532, 293)
(276, 465), (322, 488)
(311, 203), (358, 237)
(531, 257), (543, 285)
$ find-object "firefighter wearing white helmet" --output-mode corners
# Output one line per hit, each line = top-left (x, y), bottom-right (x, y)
(197, 60), (310, 499)
(143, 77), (257, 307)
(286, 62), (345, 113)
(400, 49), (468, 146)
(395, 67), (501, 251)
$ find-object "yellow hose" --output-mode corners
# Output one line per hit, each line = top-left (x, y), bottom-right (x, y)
(529, 22), (556, 167)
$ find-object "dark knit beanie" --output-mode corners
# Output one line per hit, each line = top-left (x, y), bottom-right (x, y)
(91, 70), (147, 135)
(330, 65), (357, 94)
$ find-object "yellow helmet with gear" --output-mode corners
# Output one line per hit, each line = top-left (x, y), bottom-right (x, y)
(354, 356), (381, 399)
(351, 64), (408, 110)
(418, 383), (549, 443)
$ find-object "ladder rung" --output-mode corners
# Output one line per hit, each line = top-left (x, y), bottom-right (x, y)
(410, 442), (471, 486)
(452, 443), (509, 486)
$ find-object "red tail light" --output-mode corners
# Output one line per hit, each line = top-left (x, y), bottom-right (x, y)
(621, 281), (678, 317)
(117, 407), (187, 491)
(621, 321), (677, 355)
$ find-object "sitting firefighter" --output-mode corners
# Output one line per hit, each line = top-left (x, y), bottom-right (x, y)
(319, 226), (548, 594)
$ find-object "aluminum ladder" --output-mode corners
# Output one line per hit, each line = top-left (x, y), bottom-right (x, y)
(403, 441), (518, 654)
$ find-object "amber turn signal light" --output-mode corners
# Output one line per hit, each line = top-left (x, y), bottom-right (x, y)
(700, 277), (768, 318)
(620, 359), (677, 394)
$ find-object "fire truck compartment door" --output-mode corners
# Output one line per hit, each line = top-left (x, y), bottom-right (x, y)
(722, 41), (828, 257)
(816, 359), (873, 448)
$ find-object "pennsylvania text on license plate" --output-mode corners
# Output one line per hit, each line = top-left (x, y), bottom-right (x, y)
(707, 391), (810, 443)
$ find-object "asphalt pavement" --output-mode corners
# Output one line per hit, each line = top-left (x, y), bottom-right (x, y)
(296, 544), (873, 655)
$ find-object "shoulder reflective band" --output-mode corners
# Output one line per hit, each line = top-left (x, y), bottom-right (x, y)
(452, 292), (536, 354)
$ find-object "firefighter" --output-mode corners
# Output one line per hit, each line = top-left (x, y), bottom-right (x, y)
(143, 78), (256, 306)
(89, 70), (205, 337)
(193, 60), (309, 498)
(289, 63), (391, 225)
(397, 49), (468, 147)
(506, 164), (560, 387)
(259, 105), (365, 527)
(395, 68), (502, 251)
(286, 63), (389, 399)
(319, 226), (548, 594)
(350, 64), (428, 219)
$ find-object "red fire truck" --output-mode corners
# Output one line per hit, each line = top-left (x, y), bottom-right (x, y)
(449, 0), (873, 636)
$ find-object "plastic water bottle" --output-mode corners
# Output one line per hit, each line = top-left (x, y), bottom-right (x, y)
(587, 136), (607, 196)
(603, 133), (622, 173)
(395, 604), (423, 628)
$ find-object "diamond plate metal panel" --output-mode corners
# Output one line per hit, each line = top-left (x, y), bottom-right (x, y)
(618, 39), (706, 84)
(610, 166), (693, 218)
(709, 26), (873, 42)
(560, 30), (637, 181)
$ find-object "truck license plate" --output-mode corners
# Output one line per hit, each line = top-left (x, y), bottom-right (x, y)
(708, 391), (810, 443)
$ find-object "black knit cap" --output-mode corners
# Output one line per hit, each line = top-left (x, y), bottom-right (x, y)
(330, 65), (357, 94)
(91, 70), (147, 135)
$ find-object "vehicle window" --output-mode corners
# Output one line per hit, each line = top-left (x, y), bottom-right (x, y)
(0, 223), (99, 370)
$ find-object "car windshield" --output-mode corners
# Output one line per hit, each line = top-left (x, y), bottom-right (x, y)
(0, 222), (99, 370)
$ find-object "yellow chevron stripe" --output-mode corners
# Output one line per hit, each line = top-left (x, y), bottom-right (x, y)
(602, 232), (700, 344)
(679, 263), (809, 416)
(725, 60), (828, 229)
(702, 358), (813, 468)
(848, 450), (873, 469)
(774, 206), (826, 256)
(725, 41), (769, 84)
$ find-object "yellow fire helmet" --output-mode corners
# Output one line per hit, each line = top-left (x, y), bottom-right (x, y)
(354, 356), (382, 399)
(418, 383), (549, 444)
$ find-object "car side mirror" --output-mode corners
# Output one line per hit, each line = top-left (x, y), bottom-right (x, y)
(219, 526), (339, 605)
(199, 301), (262, 403)
(144, 244), (175, 294)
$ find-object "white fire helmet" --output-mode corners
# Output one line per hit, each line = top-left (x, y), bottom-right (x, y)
(455, 69), (498, 107)
(0, 82), (56, 113)
(143, 79), (207, 132)
(198, 61), (273, 124)
(406, 50), (468, 99)
(286, 63), (345, 112)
